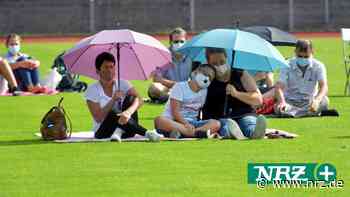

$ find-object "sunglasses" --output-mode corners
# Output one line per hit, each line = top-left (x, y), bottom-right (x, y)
(172, 40), (185, 44)
(297, 54), (310, 58)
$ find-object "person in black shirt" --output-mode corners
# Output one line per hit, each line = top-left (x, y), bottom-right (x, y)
(201, 48), (267, 139)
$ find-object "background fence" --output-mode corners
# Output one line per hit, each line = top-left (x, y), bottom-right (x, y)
(0, 0), (349, 35)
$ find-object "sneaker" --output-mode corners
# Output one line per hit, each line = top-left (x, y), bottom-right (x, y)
(111, 128), (124, 142)
(251, 115), (267, 139)
(8, 86), (21, 96)
(206, 130), (222, 139)
(226, 119), (247, 140)
(145, 130), (161, 142)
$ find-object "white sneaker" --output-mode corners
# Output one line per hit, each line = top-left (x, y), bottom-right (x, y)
(111, 128), (124, 142)
(145, 130), (161, 142)
(226, 119), (247, 140)
(206, 130), (222, 139)
(251, 115), (267, 139)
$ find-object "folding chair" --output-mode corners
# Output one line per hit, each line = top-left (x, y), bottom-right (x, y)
(341, 28), (350, 95)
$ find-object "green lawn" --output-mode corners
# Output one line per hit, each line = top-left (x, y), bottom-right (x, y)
(0, 38), (349, 197)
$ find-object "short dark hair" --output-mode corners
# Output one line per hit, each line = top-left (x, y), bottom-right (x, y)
(191, 61), (202, 71)
(95, 52), (115, 71)
(205, 47), (227, 61)
(169, 27), (186, 43)
(5, 33), (21, 47)
(295, 40), (313, 53)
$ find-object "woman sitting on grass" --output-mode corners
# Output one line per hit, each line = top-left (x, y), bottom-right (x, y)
(3, 33), (47, 93)
(202, 47), (266, 140)
(85, 52), (161, 142)
(154, 64), (221, 138)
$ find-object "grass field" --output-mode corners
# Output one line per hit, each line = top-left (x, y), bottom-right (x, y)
(0, 37), (349, 197)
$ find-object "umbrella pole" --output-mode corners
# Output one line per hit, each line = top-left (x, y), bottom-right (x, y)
(117, 43), (121, 91)
(116, 43), (122, 110)
(223, 50), (235, 117)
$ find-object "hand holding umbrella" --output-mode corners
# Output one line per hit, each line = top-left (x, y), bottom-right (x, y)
(226, 84), (238, 98)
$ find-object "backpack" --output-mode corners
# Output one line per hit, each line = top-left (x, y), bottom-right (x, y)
(40, 97), (72, 140)
(52, 52), (88, 92)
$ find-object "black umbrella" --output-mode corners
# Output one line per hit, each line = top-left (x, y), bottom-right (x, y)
(241, 26), (297, 46)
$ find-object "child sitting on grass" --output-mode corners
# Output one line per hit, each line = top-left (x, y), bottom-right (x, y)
(154, 64), (221, 138)
(3, 33), (47, 93)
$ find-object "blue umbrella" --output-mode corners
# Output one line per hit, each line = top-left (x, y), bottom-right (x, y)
(177, 28), (288, 71)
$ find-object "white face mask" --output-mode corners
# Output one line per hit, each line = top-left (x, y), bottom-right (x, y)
(296, 57), (312, 67)
(193, 73), (211, 89)
(8, 45), (20, 55)
(171, 42), (185, 51)
(215, 64), (230, 76)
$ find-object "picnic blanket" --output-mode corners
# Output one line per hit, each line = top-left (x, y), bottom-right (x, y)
(0, 90), (59, 96)
(264, 109), (339, 118)
(34, 128), (298, 143)
(35, 131), (199, 143)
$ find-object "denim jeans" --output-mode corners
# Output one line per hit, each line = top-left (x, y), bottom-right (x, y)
(219, 116), (257, 138)
(235, 115), (257, 138)
(156, 119), (210, 138)
(13, 68), (40, 91)
(218, 119), (232, 138)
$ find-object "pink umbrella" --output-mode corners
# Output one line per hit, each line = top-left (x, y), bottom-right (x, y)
(62, 29), (172, 87)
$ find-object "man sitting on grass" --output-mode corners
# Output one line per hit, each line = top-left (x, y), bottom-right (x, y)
(273, 40), (329, 117)
(154, 64), (221, 138)
(147, 27), (192, 103)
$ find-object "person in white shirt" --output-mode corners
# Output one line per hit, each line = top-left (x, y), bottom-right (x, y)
(154, 64), (221, 138)
(85, 52), (161, 142)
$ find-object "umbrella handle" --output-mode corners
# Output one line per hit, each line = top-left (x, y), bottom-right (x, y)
(223, 50), (235, 117)
(223, 95), (228, 117)
(117, 43), (121, 91)
(116, 43), (122, 110)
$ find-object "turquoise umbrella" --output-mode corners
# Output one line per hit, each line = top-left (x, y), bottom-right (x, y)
(177, 28), (288, 71)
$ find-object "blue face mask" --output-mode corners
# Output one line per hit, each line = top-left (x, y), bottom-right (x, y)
(8, 45), (20, 55)
(296, 57), (311, 67)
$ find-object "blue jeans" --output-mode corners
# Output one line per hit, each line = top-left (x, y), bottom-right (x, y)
(157, 119), (210, 138)
(187, 119), (210, 128)
(219, 116), (257, 138)
(13, 68), (40, 91)
(236, 115), (257, 138)
(219, 119), (232, 138)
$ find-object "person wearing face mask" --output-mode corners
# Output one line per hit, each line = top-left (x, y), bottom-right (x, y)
(202, 48), (266, 140)
(85, 52), (161, 142)
(3, 34), (47, 93)
(248, 71), (274, 95)
(154, 64), (221, 138)
(273, 40), (329, 117)
(147, 27), (192, 103)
